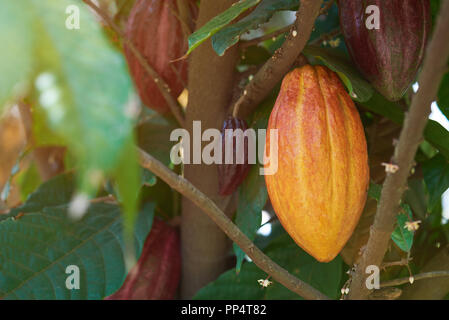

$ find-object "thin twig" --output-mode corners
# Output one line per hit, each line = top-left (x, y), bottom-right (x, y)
(240, 24), (292, 49)
(83, 0), (186, 128)
(380, 271), (449, 288)
(231, 0), (324, 119)
(90, 195), (117, 204)
(381, 256), (412, 270)
(309, 27), (341, 46)
(347, 0), (449, 299)
(137, 147), (329, 300)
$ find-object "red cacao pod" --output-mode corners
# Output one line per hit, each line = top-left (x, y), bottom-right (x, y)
(264, 65), (369, 262)
(106, 218), (181, 300)
(125, 0), (195, 113)
(218, 117), (251, 196)
(339, 0), (431, 101)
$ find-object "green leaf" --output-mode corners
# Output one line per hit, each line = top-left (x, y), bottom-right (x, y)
(0, 202), (154, 300)
(195, 233), (342, 299)
(431, 0), (442, 29)
(391, 205), (414, 252)
(422, 154), (449, 210)
(141, 179), (178, 220)
(423, 120), (449, 159)
(30, 0), (135, 189)
(0, 2), (33, 111)
(137, 113), (179, 166)
(404, 179), (428, 219)
(187, 0), (262, 55)
(234, 165), (268, 272)
(14, 172), (76, 215)
(113, 136), (140, 236)
(368, 182), (417, 252)
(368, 182), (381, 201)
(360, 92), (405, 124)
(367, 182), (416, 252)
(212, 0), (298, 56)
(361, 92), (449, 159)
(16, 163), (42, 202)
(437, 73), (449, 120)
(240, 46), (272, 66)
(249, 93), (277, 130)
(303, 45), (374, 102)
(0, 173), (154, 299)
(31, 105), (66, 146)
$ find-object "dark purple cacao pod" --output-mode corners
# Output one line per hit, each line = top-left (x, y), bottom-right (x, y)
(218, 117), (251, 196)
(106, 218), (181, 300)
(339, 0), (431, 101)
(125, 0), (196, 113)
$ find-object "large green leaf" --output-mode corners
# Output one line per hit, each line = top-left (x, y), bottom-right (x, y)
(303, 45), (374, 102)
(15, 173), (76, 214)
(0, 172), (154, 299)
(212, 0), (298, 56)
(187, 0), (261, 55)
(0, 202), (153, 300)
(195, 233), (342, 300)
(0, 2), (33, 111)
(30, 0), (135, 181)
(234, 165), (268, 272)
(0, 0), (140, 226)
(422, 154), (449, 210)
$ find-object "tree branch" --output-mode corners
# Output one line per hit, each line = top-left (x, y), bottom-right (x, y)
(83, 0), (186, 128)
(380, 271), (449, 288)
(232, 0), (323, 118)
(137, 147), (329, 300)
(309, 27), (341, 46)
(401, 245), (449, 299)
(240, 24), (292, 49)
(347, 0), (449, 299)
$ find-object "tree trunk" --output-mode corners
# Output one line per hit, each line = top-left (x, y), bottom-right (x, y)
(181, 0), (239, 299)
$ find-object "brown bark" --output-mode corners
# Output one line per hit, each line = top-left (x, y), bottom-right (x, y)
(181, 0), (239, 299)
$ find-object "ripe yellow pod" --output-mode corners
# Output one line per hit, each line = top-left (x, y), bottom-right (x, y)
(264, 65), (369, 262)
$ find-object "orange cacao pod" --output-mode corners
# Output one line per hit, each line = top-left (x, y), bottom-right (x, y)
(125, 0), (195, 113)
(106, 218), (181, 299)
(264, 65), (369, 262)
